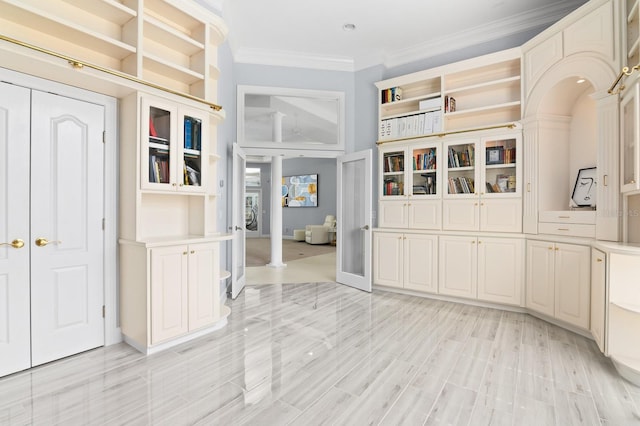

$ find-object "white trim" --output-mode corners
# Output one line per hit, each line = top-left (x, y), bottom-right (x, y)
(0, 67), (122, 347)
(234, 47), (355, 72)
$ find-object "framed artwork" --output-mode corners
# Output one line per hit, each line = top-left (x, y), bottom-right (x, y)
(486, 146), (504, 165)
(571, 167), (597, 207)
(282, 174), (318, 207)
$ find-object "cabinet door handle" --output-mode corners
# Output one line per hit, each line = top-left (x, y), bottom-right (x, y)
(597, 258), (603, 262)
(548, 246), (553, 250)
(527, 183), (531, 192)
(555, 247), (559, 251)
(471, 240), (476, 244)
(604, 174), (608, 187)
(190, 250), (195, 254)
(557, 228), (569, 231)
(183, 251), (187, 255)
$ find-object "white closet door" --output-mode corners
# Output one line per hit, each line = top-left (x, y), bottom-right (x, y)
(30, 91), (105, 366)
(0, 82), (31, 377)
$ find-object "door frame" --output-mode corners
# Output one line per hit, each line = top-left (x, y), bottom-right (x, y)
(0, 68), (120, 346)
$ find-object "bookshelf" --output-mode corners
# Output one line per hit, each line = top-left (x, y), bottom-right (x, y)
(378, 140), (442, 230)
(375, 48), (521, 143)
(627, 0), (640, 67)
(0, 0), (227, 102)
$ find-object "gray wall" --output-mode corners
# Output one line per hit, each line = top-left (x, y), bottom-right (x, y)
(282, 158), (336, 237)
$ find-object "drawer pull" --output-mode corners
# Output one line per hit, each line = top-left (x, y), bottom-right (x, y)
(557, 228), (570, 231)
(558, 216), (570, 219)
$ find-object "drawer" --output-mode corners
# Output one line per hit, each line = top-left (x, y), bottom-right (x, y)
(539, 210), (596, 224)
(538, 222), (596, 238)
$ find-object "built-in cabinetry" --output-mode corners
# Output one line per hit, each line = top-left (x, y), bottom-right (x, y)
(526, 240), (591, 330)
(373, 232), (438, 293)
(0, 0), (227, 101)
(442, 134), (522, 232)
(376, 48), (520, 141)
(590, 248), (606, 352)
(621, 82), (640, 193)
(119, 92), (230, 354)
(379, 142), (441, 229)
(439, 236), (523, 306)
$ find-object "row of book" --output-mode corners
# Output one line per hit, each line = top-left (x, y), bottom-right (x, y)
(448, 146), (474, 168)
(486, 174), (516, 193)
(485, 146), (516, 165)
(383, 179), (404, 196)
(448, 176), (475, 194)
(149, 154), (170, 184)
(413, 149), (437, 171)
(379, 110), (443, 140)
(384, 154), (404, 173)
(381, 87), (402, 104)
(184, 116), (202, 150)
(444, 96), (457, 113)
(413, 175), (437, 195)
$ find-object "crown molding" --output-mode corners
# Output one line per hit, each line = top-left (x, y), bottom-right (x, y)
(233, 48), (356, 72)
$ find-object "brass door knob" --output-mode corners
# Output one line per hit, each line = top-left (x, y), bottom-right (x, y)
(35, 238), (61, 247)
(1, 239), (25, 249)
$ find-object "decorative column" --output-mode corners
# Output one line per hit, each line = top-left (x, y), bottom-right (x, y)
(268, 111), (286, 268)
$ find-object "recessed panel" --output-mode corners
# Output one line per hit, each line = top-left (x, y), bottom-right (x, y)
(54, 266), (89, 328)
(0, 276), (8, 343)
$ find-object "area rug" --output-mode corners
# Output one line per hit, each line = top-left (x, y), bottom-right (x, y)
(246, 237), (335, 267)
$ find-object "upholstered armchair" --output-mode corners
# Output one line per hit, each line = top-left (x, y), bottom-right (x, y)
(305, 215), (336, 244)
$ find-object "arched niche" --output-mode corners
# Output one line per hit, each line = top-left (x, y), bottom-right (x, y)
(523, 54), (619, 240)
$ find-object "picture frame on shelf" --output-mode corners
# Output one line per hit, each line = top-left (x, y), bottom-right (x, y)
(571, 167), (597, 207)
(486, 146), (504, 165)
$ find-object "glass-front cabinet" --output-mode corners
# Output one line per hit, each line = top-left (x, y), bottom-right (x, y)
(481, 136), (519, 196)
(621, 83), (640, 193)
(141, 96), (207, 193)
(378, 141), (442, 229)
(443, 139), (477, 198)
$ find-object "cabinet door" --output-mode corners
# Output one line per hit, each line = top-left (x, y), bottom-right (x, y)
(373, 232), (403, 288)
(439, 236), (477, 299)
(188, 242), (220, 330)
(526, 240), (555, 317)
(480, 198), (522, 232)
(151, 245), (189, 344)
(379, 200), (407, 228)
(621, 86), (640, 193)
(478, 238), (523, 306)
(442, 199), (479, 231)
(590, 248), (606, 352)
(404, 234), (438, 293)
(141, 96), (178, 191)
(408, 199), (441, 230)
(409, 144), (439, 197)
(555, 243), (590, 330)
(178, 106), (207, 193)
(380, 147), (408, 198)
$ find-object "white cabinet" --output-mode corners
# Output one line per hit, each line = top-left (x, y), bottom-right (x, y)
(373, 232), (438, 293)
(379, 142), (441, 229)
(439, 235), (523, 305)
(375, 48), (521, 140)
(478, 237), (524, 306)
(0, 0), (227, 102)
(591, 248), (606, 352)
(122, 240), (224, 351)
(608, 252), (640, 386)
(526, 240), (591, 330)
(442, 133), (522, 232)
(141, 95), (207, 193)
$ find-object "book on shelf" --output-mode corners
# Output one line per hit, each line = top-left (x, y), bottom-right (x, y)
(382, 86), (403, 104)
(184, 117), (192, 149)
(149, 117), (158, 137)
(444, 96), (457, 113)
(184, 161), (201, 186)
(448, 176), (475, 194)
(379, 109), (442, 140)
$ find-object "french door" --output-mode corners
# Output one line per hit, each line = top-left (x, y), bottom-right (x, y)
(0, 83), (105, 376)
(336, 150), (373, 292)
(231, 143), (247, 299)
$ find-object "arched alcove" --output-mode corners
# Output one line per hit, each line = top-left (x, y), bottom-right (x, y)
(523, 54), (619, 240)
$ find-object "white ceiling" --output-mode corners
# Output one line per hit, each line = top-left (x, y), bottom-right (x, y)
(200, 0), (588, 71)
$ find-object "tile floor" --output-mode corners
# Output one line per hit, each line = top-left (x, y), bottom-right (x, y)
(1, 281), (639, 425)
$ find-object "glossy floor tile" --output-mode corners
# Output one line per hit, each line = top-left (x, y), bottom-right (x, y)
(1, 282), (639, 425)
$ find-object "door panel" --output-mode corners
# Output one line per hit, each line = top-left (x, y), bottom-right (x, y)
(555, 243), (591, 329)
(231, 143), (246, 299)
(478, 237), (523, 306)
(337, 150), (372, 292)
(151, 246), (189, 344)
(439, 236), (477, 298)
(526, 240), (555, 317)
(0, 82), (31, 376)
(188, 242), (220, 330)
(30, 91), (105, 366)
(372, 232), (403, 287)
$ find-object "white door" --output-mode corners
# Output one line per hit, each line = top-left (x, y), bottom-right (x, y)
(337, 150), (372, 292)
(188, 242), (220, 330)
(30, 91), (105, 366)
(231, 143), (247, 299)
(0, 82), (31, 377)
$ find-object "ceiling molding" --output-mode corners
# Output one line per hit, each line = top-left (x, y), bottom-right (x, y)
(233, 48), (356, 72)
(227, 0), (586, 72)
(380, 0), (586, 70)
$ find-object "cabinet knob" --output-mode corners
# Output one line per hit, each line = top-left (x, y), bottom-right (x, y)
(179, 183), (184, 187)
(183, 251), (187, 255)
(190, 250), (195, 254)
(555, 247), (559, 251)
(172, 183), (177, 187)
(597, 258), (603, 262)
(471, 240), (476, 244)
(548, 247), (553, 250)
(478, 240), (482, 244)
